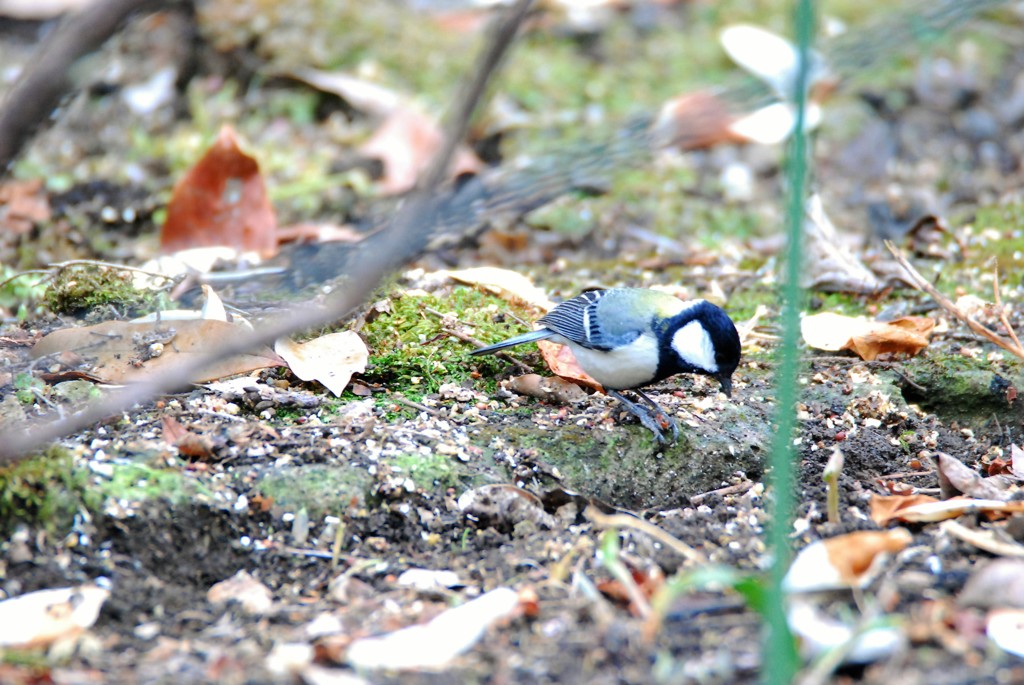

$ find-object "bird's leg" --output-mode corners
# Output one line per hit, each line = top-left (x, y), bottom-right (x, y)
(633, 389), (679, 442)
(605, 389), (669, 443)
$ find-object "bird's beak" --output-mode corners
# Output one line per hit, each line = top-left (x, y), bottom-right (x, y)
(718, 375), (733, 398)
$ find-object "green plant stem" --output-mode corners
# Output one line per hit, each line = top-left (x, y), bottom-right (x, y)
(763, 0), (814, 682)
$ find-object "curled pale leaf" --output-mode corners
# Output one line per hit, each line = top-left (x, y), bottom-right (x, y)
(275, 331), (368, 396)
(360, 108), (482, 195)
(802, 312), (933, 360)
(346, 587), (520, 671)
(446, 267), (554, 311)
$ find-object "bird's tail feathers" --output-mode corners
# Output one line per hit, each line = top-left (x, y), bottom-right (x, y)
(468, 330), (553, 356)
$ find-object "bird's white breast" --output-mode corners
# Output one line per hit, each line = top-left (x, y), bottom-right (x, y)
(567, 335), (659, 390)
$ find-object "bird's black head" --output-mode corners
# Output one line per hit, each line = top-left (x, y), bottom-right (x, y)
(658, 301), (742, 396)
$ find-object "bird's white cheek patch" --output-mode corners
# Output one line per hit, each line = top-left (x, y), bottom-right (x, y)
(570, 336), (659, 390)
(672, 321), (718, 373)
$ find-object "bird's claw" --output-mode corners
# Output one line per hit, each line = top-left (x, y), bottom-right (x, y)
(606, 389), (678, 444)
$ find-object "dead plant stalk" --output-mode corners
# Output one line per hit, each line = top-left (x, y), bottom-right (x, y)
(885, 240), (1024, 361)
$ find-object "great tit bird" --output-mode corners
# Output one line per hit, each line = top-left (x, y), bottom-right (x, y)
(469, 288), (742, 442)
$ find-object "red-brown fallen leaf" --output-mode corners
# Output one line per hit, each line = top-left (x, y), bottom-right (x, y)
(537, 340), (603, 392)
(360, 108), (483, 195)
(160, 125), (278, 257)
(31, 319), (284, 384)
(0, 179), (51, 235)
(651, 90), (747, 151)
(597, 566), (664, 615)
(162, 416), (215, 460)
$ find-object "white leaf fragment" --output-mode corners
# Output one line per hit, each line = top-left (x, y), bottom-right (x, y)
(346, 587), (520, 670)
(0, 584), (109, 649)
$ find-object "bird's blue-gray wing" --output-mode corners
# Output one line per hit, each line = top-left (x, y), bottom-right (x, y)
(538, 289), (640, 351)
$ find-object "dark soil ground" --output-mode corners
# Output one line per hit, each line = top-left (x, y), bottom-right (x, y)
(3, 2), (1024, 685)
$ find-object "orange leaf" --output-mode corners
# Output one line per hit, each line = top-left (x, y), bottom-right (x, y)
(651, 90), (744, 151)
(784, 529), (912, 592)
(537, 340), (603, 392)
(802, 313), (934, 361)
(0, 179), (50, 235)
(160, 125), (277, 257)
(870, 493), (940, 525)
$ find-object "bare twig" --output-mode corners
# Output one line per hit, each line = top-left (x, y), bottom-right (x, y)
(688, 480), (755, 506)
(0, 0), (535, 465)
(0, 0), (166, 174)
(993, 266), (1023, 351)
(422, 306), (536, 375)
(587, 507), (705, 565)
(391, 395), (449, 420)
(885, 240), (1024, 361)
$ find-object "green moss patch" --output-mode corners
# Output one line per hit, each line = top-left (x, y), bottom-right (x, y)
(0, 447), (101, 536)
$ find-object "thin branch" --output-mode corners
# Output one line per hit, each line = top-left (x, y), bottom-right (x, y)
(0, 0), (534, 465)
(587, 507), (705, 565)
(0, 0), (167, 174)
(885, 240), (1024, 361)
(993, 265), (1023, 351)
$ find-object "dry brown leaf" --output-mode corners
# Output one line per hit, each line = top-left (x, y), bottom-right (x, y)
(0, 178), (50, 235)
(162, 416), (215, 460)
(274, 331), (368, 396)
(507, 373), (588, 404)
(0, 584), (109, 649)
(207, 570), (274, 615)
(447, 267), (554, 311)
(32, 319), (283, 384)
(360, 107), (482, 195)
(802, 195), (884, 294)
(802, 312), (934, 361)
(938, 452), (1013, 501)
(878, 497), (1024, 523)
(870, 493), (941, 525)
(160, 125), (278, 257)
